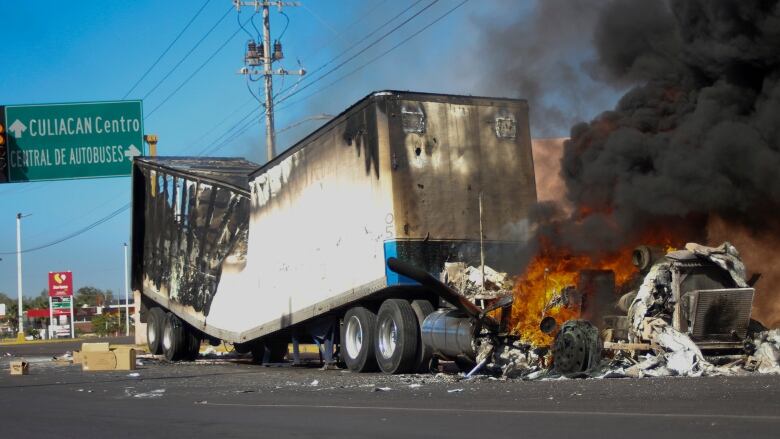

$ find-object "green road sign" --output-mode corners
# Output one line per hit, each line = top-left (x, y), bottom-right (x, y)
(3, 100), (144, 182)
(52, 300), (71, 309)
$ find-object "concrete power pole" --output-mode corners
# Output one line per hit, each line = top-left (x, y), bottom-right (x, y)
(234, 0), (305, 162)
(261, 4), (276, 159)
(16, 213), (30, 340)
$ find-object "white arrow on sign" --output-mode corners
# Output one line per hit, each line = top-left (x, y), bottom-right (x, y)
(9, 119), (27, 138)
(124, 144), (141, 158)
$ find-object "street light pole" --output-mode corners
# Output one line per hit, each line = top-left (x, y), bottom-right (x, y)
(123, 242), (129, 336)
(16, 213), (24, 340)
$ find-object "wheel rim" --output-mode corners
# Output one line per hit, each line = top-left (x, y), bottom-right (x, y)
(378, 318), (398, 360)
(162, 322), (172, 351)
(148, 319), (157, 345)
(345, 316), (363, 359)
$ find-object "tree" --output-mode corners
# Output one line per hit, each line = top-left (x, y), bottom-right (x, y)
(92, 313), (120, 337)
(74, 286), (113, 307)
(26, 290), (49, 309)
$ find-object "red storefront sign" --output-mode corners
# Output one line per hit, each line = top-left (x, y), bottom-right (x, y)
(27, 308), (70, 318)
(48, 271), (73, 297)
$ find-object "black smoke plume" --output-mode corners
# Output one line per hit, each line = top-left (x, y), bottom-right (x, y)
(555, 0), (780, 251)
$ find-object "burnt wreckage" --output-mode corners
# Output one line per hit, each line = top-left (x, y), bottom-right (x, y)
(132, 91), (777, 376)
(425, 242), (778, 379)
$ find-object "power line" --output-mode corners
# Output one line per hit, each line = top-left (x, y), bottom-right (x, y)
(276, 0), (471, 111)
(145, 22), (246, 118)
(200, 107), (262, 156)
(295, 0), (389, 61)
(178, 96), (255, 155)
(274, 0), (427, 102)
(123, 0), (211, 99)
(0, 204), (130, 255)
(198, 0), (469, 159)
(141, 5), (233, 101)
(187, 0), (417, 157)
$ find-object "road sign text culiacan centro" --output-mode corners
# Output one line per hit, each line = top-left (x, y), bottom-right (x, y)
(3, 101), (144, 182)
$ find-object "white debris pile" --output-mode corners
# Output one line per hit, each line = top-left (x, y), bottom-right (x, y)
(486, 341), (548, 379)
(441, 262), (514, 299)
(628, 242), (747, 342)
(750, 329), (780, 373)
(641, 318), (710, 377)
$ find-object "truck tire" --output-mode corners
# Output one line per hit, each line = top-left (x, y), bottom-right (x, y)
(552, 319), (602, 375)
(375, 299), (418, 374)
(251, 338), (288, 364)
(250, 341), (266, 364)
(410, 299), (435, 373)
(341, 306), (379, 372)
(266, 338), (288, 362)
(183, 326), (202, 361)
(146, 307), (166, 355)
(162, 312), (187, 362)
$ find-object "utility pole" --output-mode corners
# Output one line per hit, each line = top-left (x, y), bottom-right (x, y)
(235, 0), (305, 162)
(16, 213), (26, 341)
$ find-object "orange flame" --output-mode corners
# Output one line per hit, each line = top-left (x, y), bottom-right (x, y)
(510, 231), (681, 346)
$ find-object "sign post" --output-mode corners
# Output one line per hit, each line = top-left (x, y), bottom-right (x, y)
(48, 296), (53, 339)
(2, 101), (143, 182)
(70, 298), (75, 338)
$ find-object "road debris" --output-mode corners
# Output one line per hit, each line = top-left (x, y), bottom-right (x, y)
(442, 262), (513, 300)
(132, 389), (166, 399)
(449, 242), (780, 381)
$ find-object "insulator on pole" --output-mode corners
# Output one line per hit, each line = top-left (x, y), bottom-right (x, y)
(273, 40), (283, 61)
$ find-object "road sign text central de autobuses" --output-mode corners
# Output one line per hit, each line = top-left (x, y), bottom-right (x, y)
(3, 100), (143, 182)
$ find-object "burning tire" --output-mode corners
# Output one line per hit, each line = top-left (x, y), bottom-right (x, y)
(552, 320), (602, 375)
(341, 306), (379, 372)
(375, 299), (419, 374)
(410, 299), (435, 372)
(146, 307), (166, 355)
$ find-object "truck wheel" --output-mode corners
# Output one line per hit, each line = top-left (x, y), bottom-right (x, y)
(341, 306), (378, 372)
(162, 313), (186, 362)
(146, 307), (166, 355)
(410, 300), (435, 373)
(552, 320), (602, 375)
(251, 338), (288, 364)
(266, 338), (288, 362)
(183, 326), (202, 361)
(375, 299), (418, 374)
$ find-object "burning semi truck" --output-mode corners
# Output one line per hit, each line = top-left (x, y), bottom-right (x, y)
(131, 91), (770, 375)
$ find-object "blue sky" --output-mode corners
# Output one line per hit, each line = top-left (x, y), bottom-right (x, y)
(0, 0), (614, 300)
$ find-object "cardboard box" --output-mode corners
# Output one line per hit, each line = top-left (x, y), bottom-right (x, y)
(82, 351), (117, 371)
(82, 342), (110, 352)
(10, 361), (29, 375)
(72, 350), (82, 365)
(113, 347), (137, 371)
(80, 346), (136, 371)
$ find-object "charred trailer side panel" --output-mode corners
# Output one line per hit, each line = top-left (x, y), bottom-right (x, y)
(131, 158), (257, 338)
(133, 91), (537, 359)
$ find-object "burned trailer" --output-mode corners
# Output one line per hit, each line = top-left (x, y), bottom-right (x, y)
(131, 157), (258, 361)
(133, 91), (538, 372)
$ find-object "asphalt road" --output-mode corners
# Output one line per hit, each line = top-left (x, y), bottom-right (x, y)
(1, 341), (778, 438)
